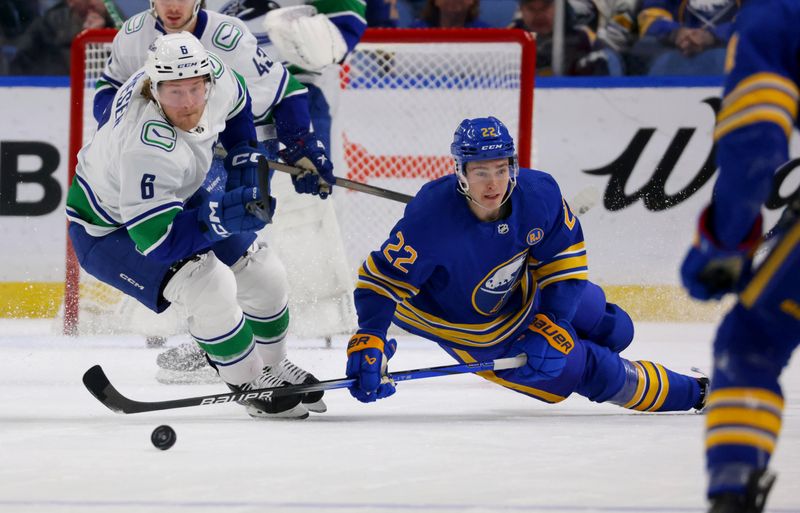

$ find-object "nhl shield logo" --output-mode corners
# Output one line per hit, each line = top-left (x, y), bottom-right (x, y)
(498, 224), (509, 234)
(526, 228), (544, 245)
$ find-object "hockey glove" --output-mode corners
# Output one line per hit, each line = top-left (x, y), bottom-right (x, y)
(279, 133), (335, 199)
(499, 313), (574, 382)
(345, 333), (397, 403)
(681, 205), (762, 301)
(198, 186), (273, 242)
(224, 141), (264, 190)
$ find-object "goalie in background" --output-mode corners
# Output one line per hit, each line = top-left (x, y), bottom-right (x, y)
(215, 0), (368, 151)
(681, 1), (800, 511)
(67, 32), (317, 419)
(345, 116), (710, 417)
(93, 0), (335, 399)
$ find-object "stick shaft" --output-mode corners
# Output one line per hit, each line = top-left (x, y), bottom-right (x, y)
(267, 160), (413, 204)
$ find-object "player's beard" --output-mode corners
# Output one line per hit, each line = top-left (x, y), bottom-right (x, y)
(168, 105), (205, 132)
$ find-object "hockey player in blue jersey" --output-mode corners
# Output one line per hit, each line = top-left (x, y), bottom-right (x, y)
(346, 116), (709, 416)
(681, 1), (800, 511)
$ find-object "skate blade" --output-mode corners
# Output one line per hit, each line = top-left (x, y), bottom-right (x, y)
(305, 399), (327, 413)
(246, 403), (309, 420)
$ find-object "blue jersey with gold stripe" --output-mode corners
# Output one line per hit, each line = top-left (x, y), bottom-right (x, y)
(712, 0), (800, 247)
(355, 169), (588, 349)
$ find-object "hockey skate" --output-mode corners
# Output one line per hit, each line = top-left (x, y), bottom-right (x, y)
(694, 376), (710, 412)
(708, 470), (776, 513)
(155, 342), (218, 385)
(226, 366), (309, 419)
(267, 358), (327, 413)
(692, 367), (711, 412)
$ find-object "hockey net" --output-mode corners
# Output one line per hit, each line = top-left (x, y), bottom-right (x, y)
(63, 28), (535, 339)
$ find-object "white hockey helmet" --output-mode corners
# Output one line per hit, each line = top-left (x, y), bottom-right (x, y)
(149, 0), (202, 21)
(145, 32), (215, 110)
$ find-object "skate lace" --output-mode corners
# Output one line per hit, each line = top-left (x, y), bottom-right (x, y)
(242, 367), (286, 391)
(278, 359), (309, 384)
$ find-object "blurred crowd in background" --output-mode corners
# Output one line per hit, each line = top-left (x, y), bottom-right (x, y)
(0, 0), (737, 77)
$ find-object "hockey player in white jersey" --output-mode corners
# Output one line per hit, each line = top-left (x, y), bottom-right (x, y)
(67, 32), (314, 419)
(93, 0), (336, 404)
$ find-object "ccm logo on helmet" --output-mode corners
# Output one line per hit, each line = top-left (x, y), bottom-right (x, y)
(480, 144), (503, 150)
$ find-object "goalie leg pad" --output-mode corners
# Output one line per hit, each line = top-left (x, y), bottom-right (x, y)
(231, 242), (290, 366)
(162, 252), (261, 385)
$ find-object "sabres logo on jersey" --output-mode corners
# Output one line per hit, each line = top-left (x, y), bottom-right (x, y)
(472, 251), (528, 315)
(527, 228), (544, 245)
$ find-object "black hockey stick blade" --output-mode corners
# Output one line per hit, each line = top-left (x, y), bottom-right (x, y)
(266, 160), (413, 204)
(82, 364), (130, 414)
(82, 356), (525, 415)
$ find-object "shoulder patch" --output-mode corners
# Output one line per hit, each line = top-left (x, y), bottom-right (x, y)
(208, 53), (224, 79)
(141, 121), (177, 152)
(526, 228), (544, 245)
(212, 22), (243, 51)
(124, 13), (146, 34)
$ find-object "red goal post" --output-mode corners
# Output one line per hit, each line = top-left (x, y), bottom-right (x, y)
(63, 27), (536, 336)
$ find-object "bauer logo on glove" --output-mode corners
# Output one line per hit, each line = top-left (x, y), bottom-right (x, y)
(529, 313), (575, 354)
(345, 333), (397, 403)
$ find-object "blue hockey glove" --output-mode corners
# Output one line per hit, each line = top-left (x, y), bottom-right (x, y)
(499, 313), (575, 382)
(279, 133), (335, 199)
(345, 333), (397, 403)
(681, 205), (762, 301)
(198, 186), (273, 242)
(224, 141), (263, 190)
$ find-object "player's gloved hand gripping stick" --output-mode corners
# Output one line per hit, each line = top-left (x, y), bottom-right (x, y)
(244, 157), (275, 223)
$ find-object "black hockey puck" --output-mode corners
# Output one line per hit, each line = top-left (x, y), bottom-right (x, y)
(151, 425), (176, 450)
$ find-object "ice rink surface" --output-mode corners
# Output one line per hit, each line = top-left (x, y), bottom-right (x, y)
(1, 320), (798, 513)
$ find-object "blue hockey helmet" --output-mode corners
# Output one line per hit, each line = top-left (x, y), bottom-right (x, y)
(451, 117), (518, 194)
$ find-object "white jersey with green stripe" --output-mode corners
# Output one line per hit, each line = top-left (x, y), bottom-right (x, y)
(98, 9), (302, 126)
(67, 56), (245, 253)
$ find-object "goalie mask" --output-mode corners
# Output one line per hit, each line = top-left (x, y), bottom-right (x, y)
(145, 32), (215, 116)
(451, 116), (519, 197)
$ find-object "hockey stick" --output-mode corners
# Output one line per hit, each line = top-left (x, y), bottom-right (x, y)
(267, 160), (414, 204)
(267, 159), (601, 216)
(82, 355), (526, 414)
(101, 0), (125, 28)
